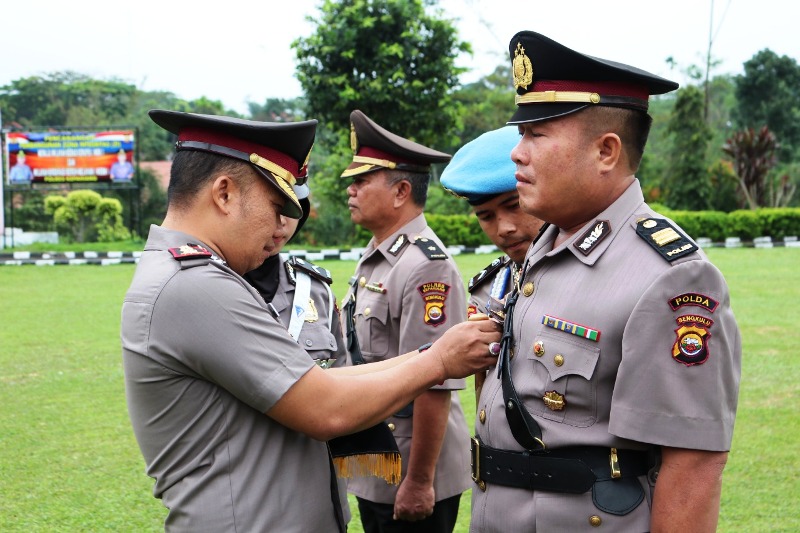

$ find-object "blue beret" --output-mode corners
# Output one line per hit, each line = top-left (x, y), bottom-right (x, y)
(440, 127), (519, 205)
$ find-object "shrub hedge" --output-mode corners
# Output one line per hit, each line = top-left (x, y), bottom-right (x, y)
(424, 208), (800, 247)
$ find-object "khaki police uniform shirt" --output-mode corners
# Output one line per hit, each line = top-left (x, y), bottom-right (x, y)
(121, 226), (339, 533)
(269, 255), (351, 523)
(345, 213), (471, 505)
(471, 181), (742, 532)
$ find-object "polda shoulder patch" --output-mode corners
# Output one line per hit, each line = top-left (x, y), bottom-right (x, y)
(288, 256), (332, 285)
(636, 218), (697, 262)
(468, 255), (510, 293)
(413, 236), (448, 260)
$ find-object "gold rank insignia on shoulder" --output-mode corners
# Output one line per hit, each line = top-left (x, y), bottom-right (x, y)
(513, 42), (533, 90)
(413, 237), (447, 260)
(636, 218), (698, 262)
(168, 243), (212, 260)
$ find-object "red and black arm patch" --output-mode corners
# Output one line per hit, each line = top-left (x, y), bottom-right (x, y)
(418, 282), (450, 327)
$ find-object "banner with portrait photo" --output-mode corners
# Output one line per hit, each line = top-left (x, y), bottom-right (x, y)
(5, 130), (135, 184)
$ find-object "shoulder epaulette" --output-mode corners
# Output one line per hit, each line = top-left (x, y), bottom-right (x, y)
(413, 236), (448, 260)
(287, 255), (333, 284)
(168, 243), (212, 260)
(635, 217), (698, 262)
(468, 255), (510, 292)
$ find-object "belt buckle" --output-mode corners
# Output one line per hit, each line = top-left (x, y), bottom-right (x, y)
(470, 437), (486, 491)
(610, 447), (621, 479)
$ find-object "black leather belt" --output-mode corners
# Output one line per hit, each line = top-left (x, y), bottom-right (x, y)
(471, 437), (651, 494)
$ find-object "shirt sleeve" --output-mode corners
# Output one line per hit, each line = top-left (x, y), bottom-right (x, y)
(609, 260), (742, 451)
(150, 266), (315, 414)
(399, 259), (467, 390)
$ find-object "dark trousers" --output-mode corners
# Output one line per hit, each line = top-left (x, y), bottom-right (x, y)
(356, 494), (461, 533)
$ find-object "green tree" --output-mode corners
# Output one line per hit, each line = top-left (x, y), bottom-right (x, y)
(292, 0), (470, 245)
(722, 126), (779, 209)
(293, 0), (469, 147)
(453, 64), (515, 144)
(663, 85), (712, 210)
(0, 72), (137, 128)
(44, 190), (130, 243)
(734, 49), (800, 163)
(248, 97), (308, 122)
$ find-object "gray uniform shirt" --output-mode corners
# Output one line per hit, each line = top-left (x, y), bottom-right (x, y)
(269, 255), (351, 523)
(121, 226), (339, 532)
(471, 181), (742, 532)
(345, 213), (471, 504)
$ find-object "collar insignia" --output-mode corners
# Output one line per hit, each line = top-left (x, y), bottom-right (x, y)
(573, 220), (611, 256)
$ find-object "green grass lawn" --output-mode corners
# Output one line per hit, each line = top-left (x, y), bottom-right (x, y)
(0, 248), (797, 531)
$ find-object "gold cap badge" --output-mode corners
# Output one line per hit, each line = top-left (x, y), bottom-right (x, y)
(513, 42), (533, 90)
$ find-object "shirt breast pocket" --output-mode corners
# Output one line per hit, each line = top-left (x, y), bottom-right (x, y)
(298, 324), (339, 364)
(356, 296), (390, 360)
(525, 330), (601, 427)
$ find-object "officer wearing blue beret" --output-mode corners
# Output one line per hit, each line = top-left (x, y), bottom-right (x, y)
(470, 31), (742, 532)
(440, 127), (544, 401)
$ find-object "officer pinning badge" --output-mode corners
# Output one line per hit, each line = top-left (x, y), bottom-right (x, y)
(414, 237), (448, 260)
(543, 390), (566, 411)
(573, 220), (611, 256)
(418, 282), (450, 327)
(169, 243), (212, 260)
(672, 315), (713, 366)
(669, 292), (719, 313)
(636, 218), (698, 262)
(388, 234), (409, 256)
(542, 314), (600, 341)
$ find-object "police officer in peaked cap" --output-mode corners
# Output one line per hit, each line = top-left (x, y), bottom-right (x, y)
(342, 109), (473, 533)
(469, 31), (742, 532)
(120, 109), (502, 532)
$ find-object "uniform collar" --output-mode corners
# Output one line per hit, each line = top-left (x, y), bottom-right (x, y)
(366, 213), (428, 266)
(529, 179), (645, 266)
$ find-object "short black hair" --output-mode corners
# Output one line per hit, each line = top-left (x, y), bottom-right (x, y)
(167, 151), (256, 210)
(384, 170), (430, 207)
(582, 106), (653, 172)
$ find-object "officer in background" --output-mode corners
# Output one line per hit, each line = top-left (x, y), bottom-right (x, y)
(439, 126), (544, 317)
(470, 31), (742, 532)
(121, 110), (501, 532)
(342, 109), (470, 532)
(439, 126), (544, 402)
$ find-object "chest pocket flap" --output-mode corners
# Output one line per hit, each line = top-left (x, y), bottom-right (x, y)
(527, 330), (600, 381)
(356, 295), (390, 358)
